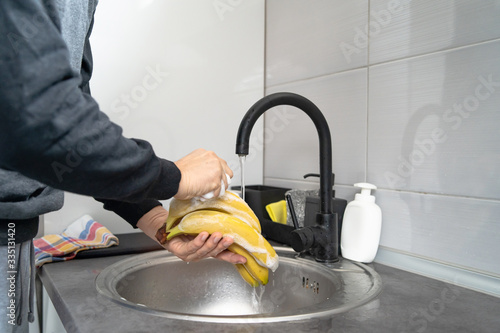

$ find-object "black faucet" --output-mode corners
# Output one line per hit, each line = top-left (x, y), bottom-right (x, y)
(235, 92), (339, 263)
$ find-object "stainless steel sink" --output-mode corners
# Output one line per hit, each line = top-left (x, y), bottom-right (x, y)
(95, 246), (381, 323)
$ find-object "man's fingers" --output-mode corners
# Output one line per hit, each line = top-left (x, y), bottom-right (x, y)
(170, 231), (248, 264)
(221, 158), (233, 179)
(173, 149), (234, 200)
(190, 232), (209, 249)
(215, 250), (247, 264)
(206, 235), (233, 258)
(185, 232), (225, 261)
(173, 232), (209, 261)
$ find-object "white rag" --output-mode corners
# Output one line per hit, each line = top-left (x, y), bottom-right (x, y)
(197, 173), (231, 202)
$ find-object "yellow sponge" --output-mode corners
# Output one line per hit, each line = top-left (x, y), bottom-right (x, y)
(266, 200), (287, 224)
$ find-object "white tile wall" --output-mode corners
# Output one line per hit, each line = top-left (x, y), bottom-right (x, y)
(266, 0), (368, 87)
(378, 189), (500, 275)
(369, 0), (500, 64)
(265, 0), (500, 280)
(368, 40), (500, 199)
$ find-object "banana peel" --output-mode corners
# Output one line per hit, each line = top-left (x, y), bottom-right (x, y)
(234, 264), (259, 288)
(165, 191), (261, 232)
(229, 243), (269, 285)
(166, 210), (279, 272)
(164, 192), (278, 287)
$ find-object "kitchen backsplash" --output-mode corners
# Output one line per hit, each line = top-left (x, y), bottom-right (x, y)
(263, 0), (500, 290)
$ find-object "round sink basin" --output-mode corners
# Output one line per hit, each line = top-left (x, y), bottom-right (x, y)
(96, 246), (381, 323)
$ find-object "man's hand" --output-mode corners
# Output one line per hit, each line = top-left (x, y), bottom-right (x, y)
(174, 148), (233, 200)
(137, 205), (246, 264)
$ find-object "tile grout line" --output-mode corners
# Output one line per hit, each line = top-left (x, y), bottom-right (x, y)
(264, 177), (500, 203)
(262, 0), (268, 184)
(266, 37), (500, 90)
(365, 0), (371, 184)
(368, 36), (500, 68)
(266, 66), (368, 90)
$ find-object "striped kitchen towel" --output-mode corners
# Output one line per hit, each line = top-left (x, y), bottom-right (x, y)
(34, 215), (119, 267)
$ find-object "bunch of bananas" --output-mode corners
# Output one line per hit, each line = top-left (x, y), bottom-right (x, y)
(163, 191), (279, 287)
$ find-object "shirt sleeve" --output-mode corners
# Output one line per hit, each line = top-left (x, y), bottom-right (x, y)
(0, 1), (181, 208)
(94, 198), (163, 228)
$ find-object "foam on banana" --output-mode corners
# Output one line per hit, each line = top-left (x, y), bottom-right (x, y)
(165, 191), (261, 232)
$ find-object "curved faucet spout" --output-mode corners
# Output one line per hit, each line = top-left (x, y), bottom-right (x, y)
(235, 92), (333, 215)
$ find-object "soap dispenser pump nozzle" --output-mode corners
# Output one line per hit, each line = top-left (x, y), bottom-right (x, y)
(354, 183), (377, 201)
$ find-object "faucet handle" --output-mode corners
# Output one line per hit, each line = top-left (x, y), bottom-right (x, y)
(304, 173), (336, 198)
(290, 227), (315, 253)
(303, 173), (335, 185)
(285, 193), (300, 229)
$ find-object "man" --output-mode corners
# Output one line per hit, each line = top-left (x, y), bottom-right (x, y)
(0, 1), (245, 331)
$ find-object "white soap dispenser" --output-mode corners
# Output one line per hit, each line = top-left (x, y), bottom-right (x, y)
(340, 183), (382, 263)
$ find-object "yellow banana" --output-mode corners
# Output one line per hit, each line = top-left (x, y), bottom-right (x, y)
(166, 210), (279, 272)
(234, 264), (259, 287)
(229, 243), (269, 285)
(165, 191), (261, 232)
(164, 193), (279, 287)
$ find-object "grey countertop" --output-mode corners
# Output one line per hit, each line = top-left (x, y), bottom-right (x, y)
(39, 250), (500, 333)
